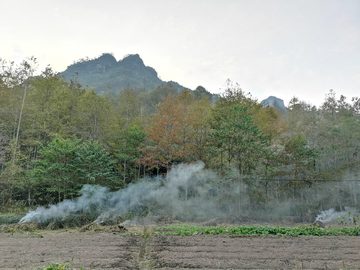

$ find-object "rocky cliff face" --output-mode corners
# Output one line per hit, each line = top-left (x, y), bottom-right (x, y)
(60, 53), (187, 93)
(261, 96), (287, 113)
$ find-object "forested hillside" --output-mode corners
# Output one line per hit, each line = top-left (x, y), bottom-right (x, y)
(1, 58), (360, 222)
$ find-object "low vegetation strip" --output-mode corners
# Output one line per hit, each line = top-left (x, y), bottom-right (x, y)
(155, 225), (360, 237)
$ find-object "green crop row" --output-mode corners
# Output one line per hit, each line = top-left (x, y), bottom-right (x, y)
(155, 225), (360, 237)
(36, 263), (84, 270)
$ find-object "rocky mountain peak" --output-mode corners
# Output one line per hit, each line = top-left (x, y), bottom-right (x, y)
(97, 53), (117, 65)
(261, 96), (287, 113)
(119, 54), (146, 70)
(59, 53), (186, 93)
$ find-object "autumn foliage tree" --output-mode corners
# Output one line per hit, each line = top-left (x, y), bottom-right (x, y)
(145, 92), (194, 172)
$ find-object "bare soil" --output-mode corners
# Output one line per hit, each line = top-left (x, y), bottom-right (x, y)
(1, 225), (360, 270)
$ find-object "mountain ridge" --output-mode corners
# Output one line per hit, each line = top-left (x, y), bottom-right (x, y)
(60, 53), (189, 94)
(60, 53), (284, 107)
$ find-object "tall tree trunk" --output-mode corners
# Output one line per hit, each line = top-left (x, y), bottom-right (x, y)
(123, 140), (127, 182)
(138, 164), (140, 181)
(12, 85), (27, 165)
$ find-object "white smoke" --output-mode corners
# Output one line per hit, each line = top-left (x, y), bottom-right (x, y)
(20, 161), (360, 225)
(19, 162), (217, 224)
(19, 185), (111, 223)
(315, 206), (358, 224)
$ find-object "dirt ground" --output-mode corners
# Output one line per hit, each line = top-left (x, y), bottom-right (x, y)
(1, 225), (360, 270)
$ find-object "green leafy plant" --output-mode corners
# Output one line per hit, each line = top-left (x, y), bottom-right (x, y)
(336, 209), (360, 226)
(7, 226), (16, 236)
(154, 225), (360, 237)
(36, 263), (83, 270)
(36, 263), (70, 270)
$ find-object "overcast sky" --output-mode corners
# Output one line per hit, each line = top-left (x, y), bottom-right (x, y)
(2, 0), (359, 107)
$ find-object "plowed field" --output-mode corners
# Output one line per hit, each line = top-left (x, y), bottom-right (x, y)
(1, 228), (360, 269)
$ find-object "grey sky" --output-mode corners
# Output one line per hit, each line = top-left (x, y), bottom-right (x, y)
(2, 0), (359, 107)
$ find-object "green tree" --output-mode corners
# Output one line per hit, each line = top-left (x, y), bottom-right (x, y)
(102, 87), (145, 182)
(61, 76), (86, 136)
(188, 96), (212, 164)
(0, 57), (37, 207)
(210, 105), (269, 175)
(209, 80), (265, 173)
(26, 67), (70, 142)
(31, 135), (118, 204)
(116, 126), (147, 183)
(139, 83), (179, 113)
(317, 91), (360, 176)
(210, 105), (270, 211)
(282, 133), (319, 179)
(74, 139), (119, 188)
(31, 135), (80, 203)
(76, 89), (109, 140)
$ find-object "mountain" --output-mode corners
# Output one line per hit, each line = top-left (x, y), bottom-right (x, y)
(59, 53), (189, 93)
(261, 96), (287, 113)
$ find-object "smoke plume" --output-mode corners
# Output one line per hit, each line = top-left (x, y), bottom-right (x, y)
(315, 207), (359, 224)
(20, 162), (217, 224)
(19, 161), (360, 225)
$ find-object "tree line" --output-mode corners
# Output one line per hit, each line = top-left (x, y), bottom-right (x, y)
(1, 58), (360, 218)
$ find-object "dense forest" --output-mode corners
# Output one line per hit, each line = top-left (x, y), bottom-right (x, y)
(1, 57), (360, 222)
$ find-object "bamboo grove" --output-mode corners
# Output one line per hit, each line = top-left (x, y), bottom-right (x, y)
(1, 58), (360, 220)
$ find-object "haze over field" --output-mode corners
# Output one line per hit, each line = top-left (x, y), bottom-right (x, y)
(2, 0), (359, 106)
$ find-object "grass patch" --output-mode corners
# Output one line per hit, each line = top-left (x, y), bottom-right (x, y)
(154, 225), (360, 237)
